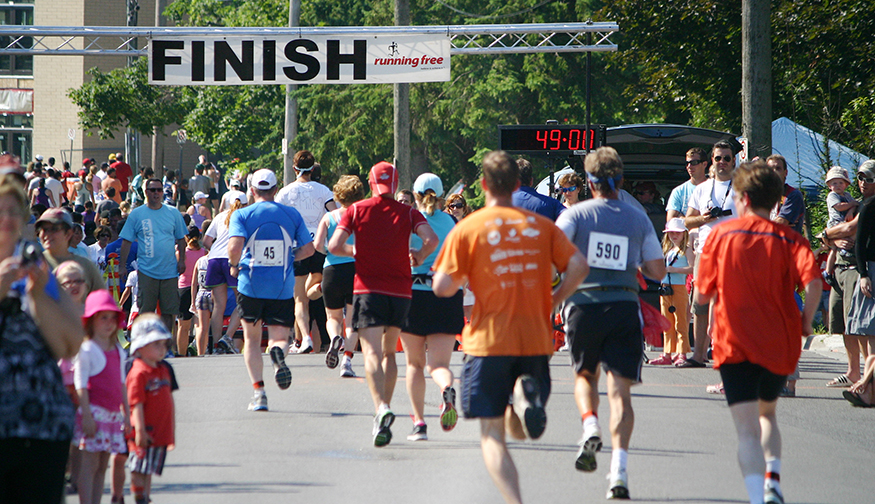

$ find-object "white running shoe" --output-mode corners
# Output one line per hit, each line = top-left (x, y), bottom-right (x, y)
(575, 423), (603, 472)
(340, 356), (356, 378)
(248, 389), (268, 412)
(606, 471), (629, 500)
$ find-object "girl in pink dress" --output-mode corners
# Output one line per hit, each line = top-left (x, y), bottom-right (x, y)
(74, 289), (129, 504)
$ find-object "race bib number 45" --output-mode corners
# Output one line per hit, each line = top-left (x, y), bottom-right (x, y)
(587, 232), (629, 271)
(251, 239), (284, 268)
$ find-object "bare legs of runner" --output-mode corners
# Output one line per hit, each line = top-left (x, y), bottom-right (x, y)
(399, 333), (455, 424)
(358, 325), (399, 412)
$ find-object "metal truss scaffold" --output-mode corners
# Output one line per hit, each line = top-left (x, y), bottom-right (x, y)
(0, 22), (618, 57)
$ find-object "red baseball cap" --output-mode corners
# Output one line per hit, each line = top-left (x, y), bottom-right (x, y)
(368, 162), (398, 196)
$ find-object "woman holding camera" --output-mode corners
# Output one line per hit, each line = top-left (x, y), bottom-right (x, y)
(0, 173), (84, 503)
(650, 218), (694, 366)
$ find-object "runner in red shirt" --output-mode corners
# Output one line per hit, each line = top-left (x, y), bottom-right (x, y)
(697, 160), (821, 504)
(328, 162), (437, 447)
(110, 153), (133, 200)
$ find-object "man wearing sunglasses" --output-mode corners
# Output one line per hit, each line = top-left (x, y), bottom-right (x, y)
(682, 140), (738, 368)
(666, 147), (710, 220)
(819, 160), (875, 388)
(120, 178), (188, 332)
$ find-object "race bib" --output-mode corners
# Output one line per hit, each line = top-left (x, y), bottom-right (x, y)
(251, 239), (284, 268)
(587, 232), (629, 271)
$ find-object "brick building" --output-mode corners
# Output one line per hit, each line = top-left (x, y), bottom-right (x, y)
(0, 0), (202, 176)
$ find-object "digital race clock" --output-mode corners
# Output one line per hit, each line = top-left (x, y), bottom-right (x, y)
(498, 124), (607, 155)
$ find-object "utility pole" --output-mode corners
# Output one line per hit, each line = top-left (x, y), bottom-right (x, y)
(152, 0), (167, 176)
(283, 0), (301, 186)
(742, 0), (772, 160)
(125, 0), (140, 170)
(394, 0), (411, 191)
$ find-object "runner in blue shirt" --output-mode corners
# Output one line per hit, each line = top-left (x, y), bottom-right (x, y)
(227, 169), (314, 412)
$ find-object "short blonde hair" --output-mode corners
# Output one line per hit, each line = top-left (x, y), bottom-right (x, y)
(333, 175), (365, 206)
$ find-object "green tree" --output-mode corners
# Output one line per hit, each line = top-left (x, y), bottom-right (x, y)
(67, 58), (186, 139)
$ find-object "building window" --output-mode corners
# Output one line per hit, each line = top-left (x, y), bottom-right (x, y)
(0, 3), (33, 76)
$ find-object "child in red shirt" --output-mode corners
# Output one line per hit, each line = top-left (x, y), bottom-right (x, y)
(697, 160), (821, 504)
(126, 314), (177, 504)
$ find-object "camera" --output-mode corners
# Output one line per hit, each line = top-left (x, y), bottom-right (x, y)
(657, 284), (674, 296)
(708, 207), (733, 219)
(19, 241), (42, 267)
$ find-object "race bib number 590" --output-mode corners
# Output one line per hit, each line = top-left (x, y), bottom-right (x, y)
(587, 232), (629, 271)
(251, 240), (284, 267)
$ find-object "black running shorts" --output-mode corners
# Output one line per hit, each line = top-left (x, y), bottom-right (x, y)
(564, 300), (644, 382)
(719, 361), (787, 406)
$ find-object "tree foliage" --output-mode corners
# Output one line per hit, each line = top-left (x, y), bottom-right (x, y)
(70, 0), (875, 200)
(67, 58), (186, 139)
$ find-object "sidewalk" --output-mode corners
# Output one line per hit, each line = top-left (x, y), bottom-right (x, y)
(806, 332), (849, 356)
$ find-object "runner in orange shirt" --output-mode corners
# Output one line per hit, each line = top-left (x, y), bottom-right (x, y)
(696, 160), (821, 504)
(433, 151), (588, 504)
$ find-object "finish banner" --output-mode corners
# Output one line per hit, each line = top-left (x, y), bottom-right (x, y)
(149, 34), (451, 86)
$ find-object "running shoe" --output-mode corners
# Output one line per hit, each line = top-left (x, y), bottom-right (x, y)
(606, 471), (630, 500)
(575, 423), (603, 472)
(407, 422), (428, 441)
(270, 345), (292, 390)
(186, 342), (197, 356)
(248, 389), (268, 412)
(217, 335), (239, 354)
(512, 374), (547, 440)
(325, 336), (343, 369)
(764, 484), (784, 504)
(439, 386), (458, 432)
(340, 357), (356, 378)
(373, 409), (395, 447)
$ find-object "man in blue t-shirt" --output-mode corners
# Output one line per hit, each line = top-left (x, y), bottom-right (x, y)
(120, 177), (187, 332)
(512, 158), (565, 221)
(227, 169), (315, 412)
(666, 147), (710, 220)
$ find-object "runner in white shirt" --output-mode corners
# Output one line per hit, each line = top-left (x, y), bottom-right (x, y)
(275, 150), (337, 353)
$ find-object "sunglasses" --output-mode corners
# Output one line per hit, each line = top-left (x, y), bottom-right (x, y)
(98, 233), (111, 238)
(713, 155), (734, 163)
(558, 186), (578, 193)
(685, 159), (703, 166)
(38, 224), (68, 234)
(61, 278), (85, 289)
(860, 176), (875, 184)
(146, 187), (163, 193)
(448, 203), (464, 210)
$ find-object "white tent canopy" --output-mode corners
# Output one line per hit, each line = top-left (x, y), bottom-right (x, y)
(771, 117), (870, 189)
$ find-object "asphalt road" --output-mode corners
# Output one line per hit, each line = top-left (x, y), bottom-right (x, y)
(116, 345), (873, 504)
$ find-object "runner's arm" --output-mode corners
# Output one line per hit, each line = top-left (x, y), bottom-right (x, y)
(119, 239), (131, 278)
(327, 229), (353, 257)
(801, 277), (822, 336)
(295, 242), (315, 262)
(552, 251), (588, 311)
(313, 214), (330, 254)
(410, 223), (438, 267)
(639, 258), (666, 283)
(227, 236), (243, 277)
(432, 272), (465, 298)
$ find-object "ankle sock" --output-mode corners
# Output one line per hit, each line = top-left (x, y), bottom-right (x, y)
(744, 474), (765, 504)
(344, 351), (353, 358)
(610, 448), (627, 474)
(582, 411), (598, 423)
(254, 381), (265, 390)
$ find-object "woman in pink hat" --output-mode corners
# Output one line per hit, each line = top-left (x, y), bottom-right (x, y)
(73, 289), (129, 504)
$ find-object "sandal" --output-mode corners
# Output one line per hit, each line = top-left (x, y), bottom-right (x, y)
(706, 382), (725, 394)
(842, 390), (875, 408)
(826, 375), (852, 388)
(648, 354), (674, 366)
(675, 358), (706, 368)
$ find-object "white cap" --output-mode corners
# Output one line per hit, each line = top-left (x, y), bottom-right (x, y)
(193, 191), (208, 201)
(129, 315), (171, 354)
(251, 169), (278, 190)
(664, 217), (687, 233)
(413, 173), (444, 197)
(35, 154), (44, 161)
